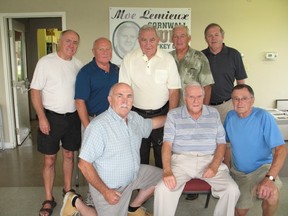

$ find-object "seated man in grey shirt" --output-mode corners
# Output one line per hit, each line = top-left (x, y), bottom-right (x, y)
(154, 81), (240, 216)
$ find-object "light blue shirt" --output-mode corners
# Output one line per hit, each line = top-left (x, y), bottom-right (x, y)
(224, 107), (284, 174)
(164, 105), (226, 153)
(79, 107), (152, 188)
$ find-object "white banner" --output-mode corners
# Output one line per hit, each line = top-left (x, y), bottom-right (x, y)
(110, 7), (191, 65)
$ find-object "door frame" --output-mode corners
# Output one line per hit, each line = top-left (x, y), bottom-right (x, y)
(0, 12), (66, 149)
(8, 19), (30, 145)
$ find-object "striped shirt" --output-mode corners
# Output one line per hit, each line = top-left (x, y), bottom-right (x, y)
(164, 105), (226, 154)
(79, 107), (152, 188)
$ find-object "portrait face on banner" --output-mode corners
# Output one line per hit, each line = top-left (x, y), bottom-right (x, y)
(112, 21), (140, 59)
(110, 7), (191, 65)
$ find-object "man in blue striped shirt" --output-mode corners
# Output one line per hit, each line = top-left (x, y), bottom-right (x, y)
(154, 81), (240, 216)
(61, 83), (166, 216)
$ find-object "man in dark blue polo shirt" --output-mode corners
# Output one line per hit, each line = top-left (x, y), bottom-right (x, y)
(74, 37), (118, 207)
(75, 37), (119, 128)
(202, 23), (247, 123)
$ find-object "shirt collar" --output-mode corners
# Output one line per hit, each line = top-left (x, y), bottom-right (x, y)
(207, 43), (228, 55)
(139, 48), (162, 61)
(170, 46), (194, 63)
(92, 57), (112, 71)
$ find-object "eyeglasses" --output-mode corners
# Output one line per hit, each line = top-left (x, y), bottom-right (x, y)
(232, 97), (253, 103)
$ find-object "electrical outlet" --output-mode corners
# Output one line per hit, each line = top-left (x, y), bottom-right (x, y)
(265, 52), (278, 60)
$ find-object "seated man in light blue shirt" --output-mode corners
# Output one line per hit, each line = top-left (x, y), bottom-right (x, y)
(224, 84), (287, 216)
(60, 82), (166, 216)
(154, 81), (240, 216)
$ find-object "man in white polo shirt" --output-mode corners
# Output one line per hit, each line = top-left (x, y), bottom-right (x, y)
(119, 24), (181, 168)
(31, 29), (83, 216)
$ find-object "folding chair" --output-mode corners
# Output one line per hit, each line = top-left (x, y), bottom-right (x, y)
(182, 178), (212, 208)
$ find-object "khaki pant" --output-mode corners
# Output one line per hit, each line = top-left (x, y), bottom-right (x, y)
(154, 153), (240, 216)
(211, 99), (234, 124)
(231, 164), (282, 209)
(90, 164), (162, 216)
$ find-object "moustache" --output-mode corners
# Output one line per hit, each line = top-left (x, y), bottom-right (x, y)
(120, 104), (129, 108)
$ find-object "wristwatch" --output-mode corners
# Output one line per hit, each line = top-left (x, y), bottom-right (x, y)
(265, 175), (275, 181)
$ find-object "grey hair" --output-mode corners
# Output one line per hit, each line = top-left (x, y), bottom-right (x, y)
(108, 82), (132, 96)
(183, 81), (205, 98)
(172, 25), (191, 37)
(138, 24), (158, 38)
(60, 29), (80, 41)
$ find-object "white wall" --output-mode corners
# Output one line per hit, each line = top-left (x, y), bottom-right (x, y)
(0, 0), (288, 143)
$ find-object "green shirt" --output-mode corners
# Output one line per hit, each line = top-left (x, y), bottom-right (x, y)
(171, 47), (214, 105)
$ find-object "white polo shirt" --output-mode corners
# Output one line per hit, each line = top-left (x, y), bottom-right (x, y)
(119, 48), (181, 110)
(31, 52), (83, 114)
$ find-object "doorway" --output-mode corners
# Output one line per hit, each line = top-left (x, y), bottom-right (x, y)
(0, 12), (65, 148)
(8, 19), (30, 145)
